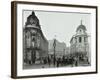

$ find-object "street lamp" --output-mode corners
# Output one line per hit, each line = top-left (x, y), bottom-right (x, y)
(53, 37), (56, 67)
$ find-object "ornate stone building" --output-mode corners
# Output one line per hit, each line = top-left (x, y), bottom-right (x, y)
(70, 20), (90, 64)
(23, 11), (48, 65)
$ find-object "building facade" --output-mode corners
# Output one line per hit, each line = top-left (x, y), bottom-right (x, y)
(48, 40), (70, 58)
(23, 11), (48, 65)
(70, 20), (90, 64)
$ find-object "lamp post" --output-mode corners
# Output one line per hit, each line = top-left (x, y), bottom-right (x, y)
(63, 48), (65, 56)
(53, 37), (56, 67)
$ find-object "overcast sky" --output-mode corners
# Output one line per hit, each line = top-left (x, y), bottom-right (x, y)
(23, 10), (91, 46)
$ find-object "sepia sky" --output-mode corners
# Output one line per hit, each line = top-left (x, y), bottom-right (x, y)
(23, 10), (91, 46)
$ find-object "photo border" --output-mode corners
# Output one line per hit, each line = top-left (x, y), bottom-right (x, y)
(11, 1), (98, 79)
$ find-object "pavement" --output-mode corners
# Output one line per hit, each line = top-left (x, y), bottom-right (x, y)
(23, 63), (56, 69)
(23, 61), (90, 69)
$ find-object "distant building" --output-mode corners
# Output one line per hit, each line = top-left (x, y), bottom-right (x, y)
(70, 20), (90, 63)
(48, 40), (70, 58)
(23, 11), (48, 64)
(66, 47), (70, 55)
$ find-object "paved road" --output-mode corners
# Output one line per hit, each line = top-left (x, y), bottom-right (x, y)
(23, 62), (90, 69)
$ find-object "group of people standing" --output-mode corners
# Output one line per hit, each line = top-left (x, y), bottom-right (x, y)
(42, 55), (79, 67)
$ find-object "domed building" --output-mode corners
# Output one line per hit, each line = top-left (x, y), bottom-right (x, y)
(23, 11), (48, 65)
(70, 20), (90, 65)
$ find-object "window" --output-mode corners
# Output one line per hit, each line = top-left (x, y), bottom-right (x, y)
(79, 37), (81, 43)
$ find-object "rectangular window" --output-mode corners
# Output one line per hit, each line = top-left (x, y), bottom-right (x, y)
(79, 37), (81, 43)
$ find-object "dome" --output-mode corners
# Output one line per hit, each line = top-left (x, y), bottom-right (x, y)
(76, 20), (87, 32)
(25, 11), (40, 29)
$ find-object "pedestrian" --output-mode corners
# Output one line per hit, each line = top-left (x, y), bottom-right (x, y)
(57, 58), (60, 67)
(48, 56), (51, 67)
